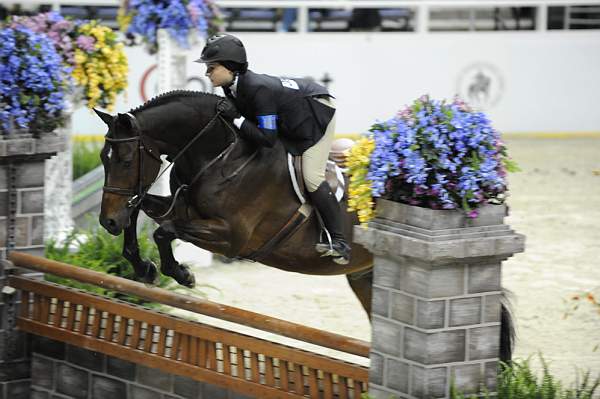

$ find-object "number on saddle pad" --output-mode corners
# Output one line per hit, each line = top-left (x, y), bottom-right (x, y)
(280, 78), (299, 90)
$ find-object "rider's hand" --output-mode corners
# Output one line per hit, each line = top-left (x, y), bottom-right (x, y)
(216, 99), (241, 120)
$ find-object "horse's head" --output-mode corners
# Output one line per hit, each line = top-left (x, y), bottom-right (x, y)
(95, 109), (163, 235)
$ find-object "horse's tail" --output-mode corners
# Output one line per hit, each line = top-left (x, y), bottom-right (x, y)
(500, 288), (516, 364)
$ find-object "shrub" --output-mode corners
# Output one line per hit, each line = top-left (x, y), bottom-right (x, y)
(454, 356), (599, 399)
(360, 355), (600, 399)
(45, 221), (213, 307)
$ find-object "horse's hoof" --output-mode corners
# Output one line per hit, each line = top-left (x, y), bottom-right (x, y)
(179, 264), (196, 289)
(136, 260), (159, 285)
(162, 263), (196, 289)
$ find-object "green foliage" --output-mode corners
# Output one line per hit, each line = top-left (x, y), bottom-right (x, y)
(502, 157), (522, 173)
(45, 222), (175, 308)
(453, 356), (599, 399)
(360, 355), (599, 399)
(72, 140), (103, 180)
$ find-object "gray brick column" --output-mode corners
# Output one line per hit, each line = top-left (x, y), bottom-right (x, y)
(354, 199), (525, 399)
(0, 133), (66, 399)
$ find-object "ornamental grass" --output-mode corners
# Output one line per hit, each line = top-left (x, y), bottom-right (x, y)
(360, 355), (600, 399)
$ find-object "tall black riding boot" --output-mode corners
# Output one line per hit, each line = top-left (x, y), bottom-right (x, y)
(308, 181), (351, 265)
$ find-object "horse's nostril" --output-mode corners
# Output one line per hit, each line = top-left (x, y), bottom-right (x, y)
(107, 219), (116, 227)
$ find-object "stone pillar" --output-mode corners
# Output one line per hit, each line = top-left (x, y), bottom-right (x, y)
(0, 133), (66, 399)
(354, 199), (525, 399)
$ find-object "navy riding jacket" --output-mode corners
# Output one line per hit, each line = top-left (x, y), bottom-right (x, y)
(223, 70), (335, 155)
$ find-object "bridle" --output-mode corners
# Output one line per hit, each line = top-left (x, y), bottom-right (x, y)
(101, 113), (162, 208)
(101, 110), (254, 217)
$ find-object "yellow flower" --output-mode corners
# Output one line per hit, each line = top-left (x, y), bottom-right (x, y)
(346, 137), (375, 224)
(72, 21), (128, 110)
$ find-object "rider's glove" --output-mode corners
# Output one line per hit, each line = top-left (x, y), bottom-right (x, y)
(216, 99), (241, 120)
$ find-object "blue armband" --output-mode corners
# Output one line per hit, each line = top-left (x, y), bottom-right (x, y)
(257, 115), (278, 130)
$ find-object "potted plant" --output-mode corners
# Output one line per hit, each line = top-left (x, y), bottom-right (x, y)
(9, 12), (128, 111)
(0, 24), (68, 137)
(118, 0), (222, 54)
(347, 95), (525, 398)
(347, 94), (519, 225)
(2, 12), (129, 241)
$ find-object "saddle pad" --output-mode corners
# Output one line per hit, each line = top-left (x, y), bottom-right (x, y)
(287, 154), (345, 204)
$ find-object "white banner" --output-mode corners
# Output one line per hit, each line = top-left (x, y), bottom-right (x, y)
(73, 31), (600, 136)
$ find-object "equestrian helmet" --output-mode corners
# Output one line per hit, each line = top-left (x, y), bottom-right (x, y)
(195, 34), (247, 64)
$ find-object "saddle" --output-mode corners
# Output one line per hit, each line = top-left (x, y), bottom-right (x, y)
(245, 138), (354, 262)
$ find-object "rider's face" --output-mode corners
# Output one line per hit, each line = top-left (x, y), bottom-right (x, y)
(205, 63), (234, 87)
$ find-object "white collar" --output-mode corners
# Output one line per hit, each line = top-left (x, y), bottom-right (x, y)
(229, 75), (239, 97)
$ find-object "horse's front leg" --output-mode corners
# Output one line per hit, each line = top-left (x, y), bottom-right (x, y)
(153, 226), (196, 288)
(122, 208), (159, 284)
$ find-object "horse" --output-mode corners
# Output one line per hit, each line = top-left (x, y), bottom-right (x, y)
(95, 90), (514, 361)
(95, 90), (375, 313)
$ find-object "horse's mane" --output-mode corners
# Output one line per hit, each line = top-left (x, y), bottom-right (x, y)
(129, 90), (222, 114)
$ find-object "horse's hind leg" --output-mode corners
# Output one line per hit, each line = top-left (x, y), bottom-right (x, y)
(346, 268), (373, 320)
(123, 208), (159, 284)
(153, 226), (196, 288)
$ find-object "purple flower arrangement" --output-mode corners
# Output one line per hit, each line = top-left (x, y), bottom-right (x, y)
(119, 0), (222, 53)
(0, 25), (70, 134)
(10, 12), (77, 66)
(366, 95), (517, 217)
(3, 12), (129, 121)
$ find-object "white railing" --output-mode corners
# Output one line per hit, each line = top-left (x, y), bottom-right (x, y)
(9, 0), (600, 4)
(7, 0), (600, 33)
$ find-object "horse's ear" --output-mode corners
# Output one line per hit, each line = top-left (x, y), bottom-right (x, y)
(94, 108), (114, 126)
(117, 113), (134, 130)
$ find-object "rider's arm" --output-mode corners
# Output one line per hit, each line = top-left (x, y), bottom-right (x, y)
(234, 86), (278, 148)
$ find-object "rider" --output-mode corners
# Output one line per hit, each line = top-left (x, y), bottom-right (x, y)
(195, 33), (350, 264)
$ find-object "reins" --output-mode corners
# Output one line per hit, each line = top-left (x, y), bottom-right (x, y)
(102, 109), (256, 218)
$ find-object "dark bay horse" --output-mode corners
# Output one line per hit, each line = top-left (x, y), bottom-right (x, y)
(95, 90), (374, 314)
(95, 90), (514, 361)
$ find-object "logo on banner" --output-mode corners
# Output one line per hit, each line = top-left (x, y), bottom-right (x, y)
(457, 63), (504, 110)
(139, 64), (215, 102)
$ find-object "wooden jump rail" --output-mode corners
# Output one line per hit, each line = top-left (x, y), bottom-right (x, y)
(7, 252), (370, 399)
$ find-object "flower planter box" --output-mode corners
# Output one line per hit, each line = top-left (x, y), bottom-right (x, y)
(354, 199), (525, 399)
(0, 133), (65, 159)
(1, 133), (67, 259)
